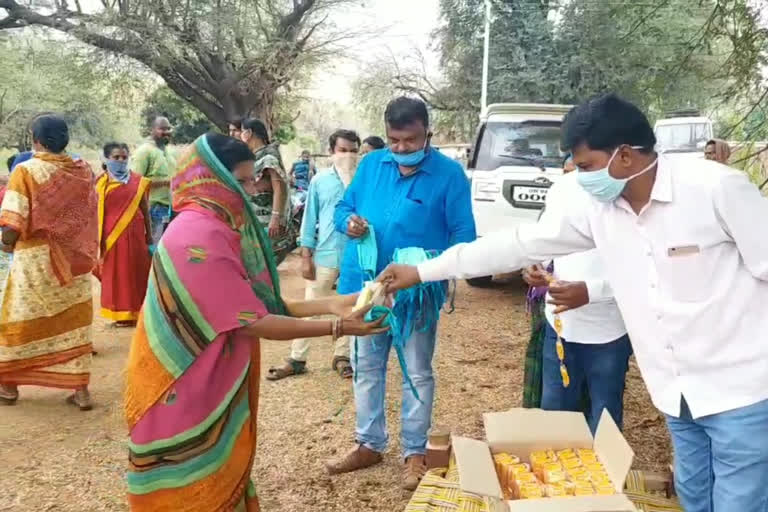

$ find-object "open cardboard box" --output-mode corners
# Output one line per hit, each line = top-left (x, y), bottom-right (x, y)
(452, 408), (636, 512)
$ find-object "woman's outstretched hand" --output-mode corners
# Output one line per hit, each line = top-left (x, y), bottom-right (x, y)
(376, 264), (421, 293)
(340, 303), (390, 337)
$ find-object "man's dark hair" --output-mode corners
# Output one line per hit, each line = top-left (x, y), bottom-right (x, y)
(32, 115), (69, 153)
(121, 143), (130, 154)
(103, 142), (123, 159)
(706, 139), (717, 147)
(229, 118), (243, 129)
(363, 136), (386, 150)
(329, 129), (361, 151)
(384, 96), (429, 130)
(6, 154), (17, 172)
(242, 118), (270, 145)
(205, 132), (255, 172)
(561, 93), (656, 153)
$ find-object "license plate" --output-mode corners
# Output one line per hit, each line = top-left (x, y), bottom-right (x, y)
(512, 185), (548, 204)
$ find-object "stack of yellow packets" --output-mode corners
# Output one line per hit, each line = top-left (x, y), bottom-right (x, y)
(493, 454), (542, 500)
(493, 449), (616, 500)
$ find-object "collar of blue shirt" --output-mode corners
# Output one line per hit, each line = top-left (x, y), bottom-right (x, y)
(380, 147), (438, 174)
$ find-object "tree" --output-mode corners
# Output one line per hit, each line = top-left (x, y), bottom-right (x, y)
(0, 0), (360, 129)
(355, 0), (768, 141)
(0, 34), (143, 150)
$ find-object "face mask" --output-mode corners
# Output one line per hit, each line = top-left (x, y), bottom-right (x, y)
(105, 159), (130, 183)
(333, 153), (358, 186)
(576, 146), (657, 202)
(391, 137), (428, 167)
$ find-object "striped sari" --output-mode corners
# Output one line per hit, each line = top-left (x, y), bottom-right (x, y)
(0, 153), (97, 390)
(124, 135), (284, 511)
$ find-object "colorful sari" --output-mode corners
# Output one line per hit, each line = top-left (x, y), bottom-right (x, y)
(0, 152), (98, 389)
(124, 134), (284, 511)
(96, 172), (152, 321)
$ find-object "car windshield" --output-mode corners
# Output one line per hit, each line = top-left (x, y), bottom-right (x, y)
(656, 123), (710, 153)
(473, 120), (564, 171)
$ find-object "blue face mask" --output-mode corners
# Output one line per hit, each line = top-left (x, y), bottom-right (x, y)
(391, 137), (428, 167)
(105, 159), (130, 183)
(576, 146), (657, 202)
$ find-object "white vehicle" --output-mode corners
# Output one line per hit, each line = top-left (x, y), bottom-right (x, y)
(654, 111), (714, 157)
(465, 103), (572, 286)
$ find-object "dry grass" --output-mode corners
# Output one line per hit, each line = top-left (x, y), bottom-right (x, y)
(0, 254), (670, 511)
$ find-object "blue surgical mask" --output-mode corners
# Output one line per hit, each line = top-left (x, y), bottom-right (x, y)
(576, 146), (657, 202)
(105, 159), (130, 183)
(391, 138), (428, 167)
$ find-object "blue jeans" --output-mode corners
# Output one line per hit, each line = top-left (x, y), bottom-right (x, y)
(351, 324), (437, 459)
(149, 203), (170, 247)
(541, 322), (631, 434)
(665, 398), (768, 512)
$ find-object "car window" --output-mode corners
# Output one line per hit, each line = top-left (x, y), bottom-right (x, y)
(656, 123), (710, 153)
(473, 120), (564, 171)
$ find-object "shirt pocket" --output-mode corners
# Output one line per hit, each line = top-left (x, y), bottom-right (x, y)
(658, 245), (708, 302)
(395, 197), (429, 237)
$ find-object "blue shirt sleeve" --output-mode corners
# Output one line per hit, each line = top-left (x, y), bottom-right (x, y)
(299, 179), (320, 249)
(445, 167), (477, 245)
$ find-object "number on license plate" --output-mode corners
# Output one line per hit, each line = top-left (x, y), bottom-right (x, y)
(513, 186), (548, 203)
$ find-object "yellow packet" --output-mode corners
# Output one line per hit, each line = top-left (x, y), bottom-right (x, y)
(585, 462), (605, 472)
(562, 457), (583, 470)
(556, 448), (577, 460)
(576, 448), (596, 459)
(543, 469), (567, 484)
(579, 452), (598, 464)
(510, 463), (531, 475)
(574, 484), (595, 496)
(567, 466), (588, 480)
(519, 483), (543, 499)
(545, 483), (568, 497)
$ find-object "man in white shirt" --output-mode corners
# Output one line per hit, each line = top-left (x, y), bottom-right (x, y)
(379, 93), (768, 512)
(525, 158), (630, 435)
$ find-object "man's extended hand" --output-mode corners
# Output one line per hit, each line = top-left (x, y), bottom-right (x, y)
(346, 215), (368, 238)
(522, 264), (550, 288)
(377, 264), (421, 292)
(547, 280), (589, 314)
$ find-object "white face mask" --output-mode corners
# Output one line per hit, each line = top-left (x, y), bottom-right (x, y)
(332, 153), (359, 185)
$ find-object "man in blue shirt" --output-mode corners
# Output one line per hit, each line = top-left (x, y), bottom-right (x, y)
(290, 149), (315, 191)
(266, 130), (362, 381)
(325, 97), (476, 490)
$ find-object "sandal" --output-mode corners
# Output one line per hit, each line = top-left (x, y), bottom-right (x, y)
(66, 389), (93, 411)
(332, 356), (353, 379)
(266, 359), (307, 381)
(0, 384), (18, 406)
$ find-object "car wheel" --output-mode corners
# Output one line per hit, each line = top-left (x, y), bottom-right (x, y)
(466, 276), (494, 288)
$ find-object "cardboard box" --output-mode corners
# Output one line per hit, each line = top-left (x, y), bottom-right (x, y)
(452, 408), (635, 511)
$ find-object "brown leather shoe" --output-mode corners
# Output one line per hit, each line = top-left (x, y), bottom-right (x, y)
(325, 443), (383, 475)
(403, 454), (427, 491)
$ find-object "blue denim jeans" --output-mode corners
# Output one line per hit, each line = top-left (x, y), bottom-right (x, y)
(350, 323), (437, 459)
(149, 203), (170, 248)
(665, 397), (768, 512)
(541, 321), (632, 434)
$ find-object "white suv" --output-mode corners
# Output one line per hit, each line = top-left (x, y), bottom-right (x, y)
(465, 103), (572, 286)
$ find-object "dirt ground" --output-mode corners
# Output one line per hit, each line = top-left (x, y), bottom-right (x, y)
(0, 254), (671, 512)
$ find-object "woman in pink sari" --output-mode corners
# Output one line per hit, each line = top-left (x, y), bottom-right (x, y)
(124, 133), (387, 511)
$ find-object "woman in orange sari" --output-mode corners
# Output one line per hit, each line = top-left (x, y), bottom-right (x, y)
(0, 115), (98, 409)
(96, 142), (152, 326)
(124, 133), (387, 511)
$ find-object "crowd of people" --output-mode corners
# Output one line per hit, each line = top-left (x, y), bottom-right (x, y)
(0, 92), (764, 512)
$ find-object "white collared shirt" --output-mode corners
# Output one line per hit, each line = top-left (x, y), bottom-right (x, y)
(543, 174), (627, 343)
(419, 155), (768, 418)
